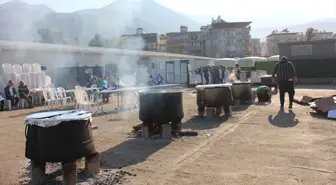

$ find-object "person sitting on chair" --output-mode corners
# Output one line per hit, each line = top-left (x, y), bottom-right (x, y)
(18, 81), (34, 108)
(0, 92), (4, 111)
(255, 85), (272, 103)
(4, 80), (20, 107)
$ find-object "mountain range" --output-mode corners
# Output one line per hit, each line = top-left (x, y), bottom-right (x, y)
(0, 0), (335, 44)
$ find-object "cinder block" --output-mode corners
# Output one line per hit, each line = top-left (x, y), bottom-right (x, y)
(142, 125), (149, 138)
(85, 153), (100, 174)
(62, 162), (77, 185)
(161, 124), (172, 138)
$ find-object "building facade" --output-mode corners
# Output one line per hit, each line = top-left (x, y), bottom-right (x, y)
(166, 18), (252, 58)
(265, 32), (302, 56)
(251, 38), (261, 56)
(121, 28), (160, 52)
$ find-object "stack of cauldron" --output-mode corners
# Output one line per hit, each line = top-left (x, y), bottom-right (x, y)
(25, 110), (98, 185)
(231, 82), (253, 105)
(196, 84), (233, 116)
(139, 89), (184, 136)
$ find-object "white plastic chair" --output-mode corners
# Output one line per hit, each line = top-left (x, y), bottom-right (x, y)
(56, 87), (72, 106)
(2, 63), (13, 74)
(32, 63), (41, 73)
(42, 88), (61, 111)
(74, 88), (97, 112)
(13, 64), (23, 74)
(23, 63), (33, 73)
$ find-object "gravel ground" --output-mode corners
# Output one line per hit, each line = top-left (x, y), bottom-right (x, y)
(18, 159), (135, 185)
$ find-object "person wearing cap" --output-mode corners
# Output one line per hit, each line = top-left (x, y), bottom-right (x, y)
(272, 56), (297, 109)
(4, 80), (20, 107)
(18, 81), (34, 108)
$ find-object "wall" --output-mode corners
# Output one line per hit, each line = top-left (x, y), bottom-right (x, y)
(279, 40), (336, 60)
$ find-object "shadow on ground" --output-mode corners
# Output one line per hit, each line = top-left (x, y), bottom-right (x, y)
(100, 139), (172, 169)
(268, 110), (299, 128)
(182, 115), (229, 130)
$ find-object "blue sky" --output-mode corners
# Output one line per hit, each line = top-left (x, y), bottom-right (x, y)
(2, 0), (336, 27)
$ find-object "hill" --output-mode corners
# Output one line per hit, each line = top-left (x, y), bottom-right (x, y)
(0, 0), (201, 44)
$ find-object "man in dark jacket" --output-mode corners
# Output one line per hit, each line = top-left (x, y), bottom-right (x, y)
(18, 81), (33, 108)
(210, 66), (220, 84)
(4, 80), (20, 107)
(202, 66), (210, 84)
(272, 56), (297, 109)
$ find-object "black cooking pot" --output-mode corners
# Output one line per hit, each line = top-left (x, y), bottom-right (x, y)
(139, 89), (184, 123)
(231, 82), (252, 102)
(196, 84), (233, 107)
(261, 75), (275, 88)
(25, 111), (96, 163)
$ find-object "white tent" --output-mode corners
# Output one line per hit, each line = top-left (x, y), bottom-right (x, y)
(238, 57), (267, 68)
(267, 55), (280, 61)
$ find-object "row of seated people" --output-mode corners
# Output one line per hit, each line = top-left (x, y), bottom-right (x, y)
(0, 80), (34, 111)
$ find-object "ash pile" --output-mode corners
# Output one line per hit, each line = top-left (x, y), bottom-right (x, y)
(294, 95), (336, 119)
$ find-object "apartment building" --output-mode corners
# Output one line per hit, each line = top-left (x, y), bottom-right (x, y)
(265, 32), (301, 56)
(251, 38), (261, 56)
(121, 28), (160, 51)
(166, 17), (252, 58)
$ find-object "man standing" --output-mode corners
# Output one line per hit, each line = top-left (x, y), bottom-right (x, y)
(202, 66), (210, 84)
(233, 64), (241, 80)
(272, 56), (297, 109)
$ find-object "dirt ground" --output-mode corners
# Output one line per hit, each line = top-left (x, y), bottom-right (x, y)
(0, 85), (336, 185)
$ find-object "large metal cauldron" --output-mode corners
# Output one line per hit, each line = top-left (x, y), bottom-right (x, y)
(196, 84), (233, 107)
(139, 89), (184, 123)
(25, 110), (96, 163)
(231, 82), (253, 104)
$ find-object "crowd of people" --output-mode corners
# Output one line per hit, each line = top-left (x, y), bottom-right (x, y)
(194, 64), (241, 85)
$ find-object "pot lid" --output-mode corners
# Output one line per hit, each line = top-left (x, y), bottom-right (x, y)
(196, 83), (233, 89)
(25, 110), (92, 127)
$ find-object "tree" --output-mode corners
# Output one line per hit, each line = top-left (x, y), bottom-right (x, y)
(281, 28), (289, 33)
(88, 33), (105, 47)
(306, 27), (318, 41)
(37, 28), (65, 44)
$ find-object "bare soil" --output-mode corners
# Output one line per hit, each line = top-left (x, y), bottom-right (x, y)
(0, 85), (335, 185)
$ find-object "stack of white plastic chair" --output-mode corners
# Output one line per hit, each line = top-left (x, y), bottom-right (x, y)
(45, 75), (51, 87)
(0, 74), (4, 94)
(13, 64), (23, 74)
(35, 72), (46, 88)
(32, 63), (41, 73)
(23, 63), (33, 73)
(27, 73), (37, 89)
(20, 73), (29, 85)
(33, 72), (41, 88)
(10, 73), (20, 86)
(2, 63), (13, 74)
